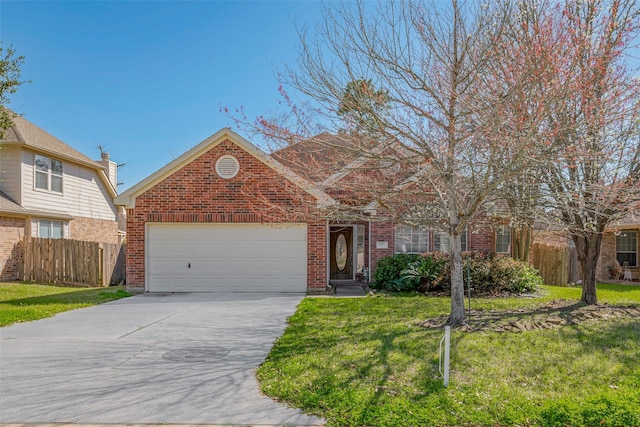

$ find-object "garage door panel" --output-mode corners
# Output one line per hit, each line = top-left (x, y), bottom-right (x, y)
(147, 223), (307, 292)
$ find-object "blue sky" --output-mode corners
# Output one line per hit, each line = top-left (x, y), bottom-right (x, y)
(0, 0), (324, 190)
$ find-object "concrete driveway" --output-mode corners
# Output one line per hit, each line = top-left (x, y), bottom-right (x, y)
(0, 292), (324, 426)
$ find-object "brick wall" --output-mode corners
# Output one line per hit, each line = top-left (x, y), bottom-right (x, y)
(126, 139), (326, 291)
(467, 216), (495, 253)
(370, 220), (395, 272)
(0, 216), (25, 281)
(70, 217), (119, 244)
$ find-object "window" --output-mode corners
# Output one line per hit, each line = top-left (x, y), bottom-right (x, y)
(435, 230), (467, 252)
(395, 224), (428, 254)
(616, 231), (637, 267)
(495, 225), (511, 254)
(39, 220), (64, 239)
(34, 154), (63, 192)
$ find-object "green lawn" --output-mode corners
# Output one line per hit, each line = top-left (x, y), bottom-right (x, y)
(0, 282), (131, 327)
(259, 284), (640, 427)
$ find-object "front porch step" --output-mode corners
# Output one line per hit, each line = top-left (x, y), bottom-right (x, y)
(329, 280), (369, 297)
(329, 280), (365, 287)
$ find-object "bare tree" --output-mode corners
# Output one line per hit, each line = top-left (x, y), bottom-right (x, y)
(506, 0), (640, 304)
(231, 0), (549, 326)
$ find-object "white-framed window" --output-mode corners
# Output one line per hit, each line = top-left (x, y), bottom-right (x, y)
(616, 231), (637, 267)
(495, 225), (511, 254)
(435, 229), (467, 252)
(38, 219), (65, 239)
(34, 154), (63, 192)
(394, 224), (428, 254)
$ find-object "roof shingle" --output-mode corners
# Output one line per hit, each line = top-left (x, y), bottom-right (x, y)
(1, 114), (103, 170)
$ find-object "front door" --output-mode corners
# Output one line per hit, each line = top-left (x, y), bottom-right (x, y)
(330, 226), (353, 280)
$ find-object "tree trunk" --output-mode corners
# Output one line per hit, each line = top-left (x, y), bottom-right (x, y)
(513, 225), (533, 262)
(522, 226), (532, 262)
(573, 232), (603, 305)
(447, 232), (466, 326)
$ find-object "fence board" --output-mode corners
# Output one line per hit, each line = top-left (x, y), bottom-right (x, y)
(532, 242), (570, 286)
(18, 237), (125, 286)
(102, 243), (126, 285)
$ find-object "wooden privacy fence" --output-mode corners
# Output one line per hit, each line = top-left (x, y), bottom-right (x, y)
(19, 237), (125, 287)
(531, 242), (580, 286)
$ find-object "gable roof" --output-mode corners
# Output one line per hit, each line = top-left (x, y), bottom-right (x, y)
(2, 114), (104, 170)
(1, 113), (117, 197)
(272, 132), (416, 189)
(114, 128), (336, 209)
(272, 132), (363, 184)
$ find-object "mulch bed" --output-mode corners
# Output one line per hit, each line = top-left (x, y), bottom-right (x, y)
(416, 300), (640, 333)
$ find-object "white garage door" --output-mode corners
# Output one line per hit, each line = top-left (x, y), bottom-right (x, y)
(146, 223), (307, 292)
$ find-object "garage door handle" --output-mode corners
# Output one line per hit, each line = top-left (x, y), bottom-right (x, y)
(187, 263), (191, 269)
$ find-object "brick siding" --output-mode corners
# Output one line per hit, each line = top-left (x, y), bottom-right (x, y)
(371, 221), (395, 271)
(125, 139), (327, 291)
(467, 216), (496, 254)
(70, 217), (119, 244)
(0, 216), (25, 281)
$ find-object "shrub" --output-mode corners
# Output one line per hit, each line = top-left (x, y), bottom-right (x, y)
(429, 252), (542, 295)
(400, 256), (445, 291)
(372, 253), (421, 291)
(372, 252), (542, 295)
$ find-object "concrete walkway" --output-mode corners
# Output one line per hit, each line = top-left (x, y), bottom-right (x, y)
(0, 293), (324, 426)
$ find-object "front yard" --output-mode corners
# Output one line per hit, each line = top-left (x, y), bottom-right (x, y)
(259, 284), (640, 427)
(0, 282), (130, 327)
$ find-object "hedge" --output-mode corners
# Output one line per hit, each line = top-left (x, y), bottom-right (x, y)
(372, 251), (542, 295)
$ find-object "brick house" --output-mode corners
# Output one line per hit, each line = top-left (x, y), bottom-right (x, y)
(116, 128), (513, 293)
(598, 216), (639, 282)
(0, 114), (122, 281)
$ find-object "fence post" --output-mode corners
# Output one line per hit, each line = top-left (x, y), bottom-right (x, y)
(100, 247), (105, 287)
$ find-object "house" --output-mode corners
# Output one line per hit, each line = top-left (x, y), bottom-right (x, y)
(0, 114), (121, 281)
(599, 216), (639, 282)
(115, 128), (512, 293)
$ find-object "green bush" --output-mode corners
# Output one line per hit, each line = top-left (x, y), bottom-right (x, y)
(372, 253), (421, 291)
(400, 256), (445, 291)
(429, 252), (542, 295)
(372, 252), (542, 295)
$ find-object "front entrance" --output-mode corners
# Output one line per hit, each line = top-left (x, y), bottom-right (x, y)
(330, 226), (353, 280)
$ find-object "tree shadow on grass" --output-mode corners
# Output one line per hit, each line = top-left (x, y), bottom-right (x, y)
(265, 315), (450, 425)
(265, 298), (639, 426)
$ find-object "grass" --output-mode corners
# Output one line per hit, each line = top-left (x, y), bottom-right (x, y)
(0, 282), (131, 327)
(258, 284), (640, 427)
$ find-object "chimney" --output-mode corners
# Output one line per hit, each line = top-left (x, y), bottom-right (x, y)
(98, 151), (118, 192)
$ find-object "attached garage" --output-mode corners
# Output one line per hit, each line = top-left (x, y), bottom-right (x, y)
(115, 128), (332, 293)
(147, 223), (308, 292)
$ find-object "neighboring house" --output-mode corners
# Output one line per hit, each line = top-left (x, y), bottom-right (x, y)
(0, 114), (121, 281)
(527, 221), (639, 284)
(115, 128), (513, 293)
(599, 216), (639, 282)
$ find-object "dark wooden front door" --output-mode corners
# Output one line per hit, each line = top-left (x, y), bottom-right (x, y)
(330, 227), (353, 280)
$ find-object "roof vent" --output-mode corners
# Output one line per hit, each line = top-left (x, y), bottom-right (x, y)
(215, 155), (240, 179)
